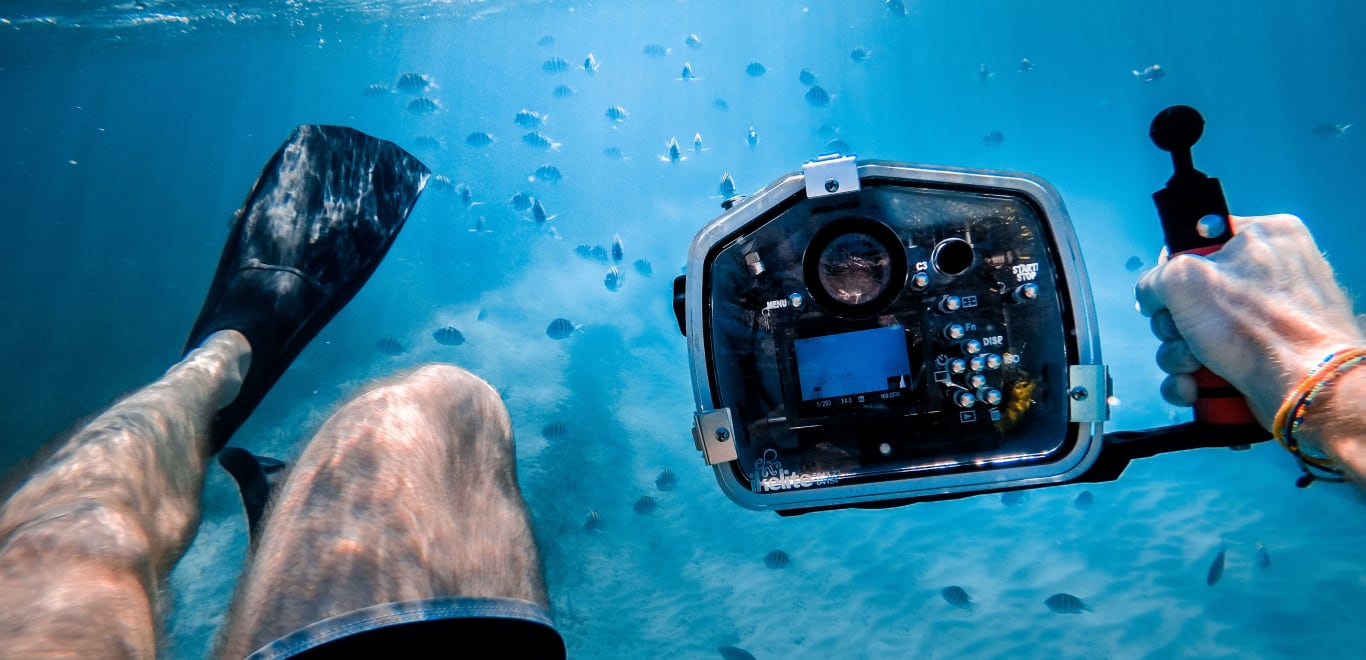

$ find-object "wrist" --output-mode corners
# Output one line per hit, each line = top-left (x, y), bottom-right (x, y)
(1289, 360), (1366, 480)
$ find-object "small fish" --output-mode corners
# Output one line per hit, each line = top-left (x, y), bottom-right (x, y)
(395, 72), (431, 93)
(363, 83), (392, 96)
(679, 62), (699, 81)
(685, 33), (702, 48)
(1125, 256), (1144, 272)
(655, 468), (677, 491)
(851, 47), (871, 62)
(455, 184), (481, 209)
(545, 317), (578, 339)
(604, 266), (624, 292)
(407, 97), (440, 115)
(432, 326), (465, 346)
(375, 337), (404, 356)
(537, 35), (555, 47)
(583, 53), (600, 74)
(798, 68), (818, 85)
(533, 165), (563, 183)
(531, 198), (557, 223)
(1312, 122), (1351, 138)
(605, 105), (629, 122)
(1207, 545), (1226, 586)
(692, 132), (707, 152)
(611, 234), (625, 262)
(552, 84), (576, 98)
(718, 647), (756, 660)
(589, 245), (609, 262)
(603, 147), (626, 160)
(465, 131), (495, 147)
(476, 309), (488, 321)
(718, 172), (737, 198)
(982, 130), (1005, 146)
(633, 495), (658, 514)
(642, 43), (669, 57)
(805, 85), (831, 107)
(745, 61), (768, 77)
(763, 549), (790, 569)
(1073, 490), (1094, 511)
(713, 98), (730, 111)
(467, 216), (491, 234)
(521, 131), (562, 151)
(509, 191), (534, 211)
(887, 0), (908, 15)
(978, 63), (993, 83)
(1019, 58), (1034, 73)
(542, 420), (569, 439)
(634, 259), (653, 276)
(1254, 542), (1271, 568)
(941, 586), (974, 611)
(826, 138), (852, 153)
(1044, 593), (1090, 614)
(747, 126), (759, 149)
(1001, 490), (1029, 507)
(583, 510), (601, 531)
(429, 174), (455, 193)
(542, 56), (570, 74)
(514, 109), (547, 128)
(412, 135), (442, 150)
(816, 122), (838, 137)
(1132, 64), (1164, 82)
(661, 137), (686, 163)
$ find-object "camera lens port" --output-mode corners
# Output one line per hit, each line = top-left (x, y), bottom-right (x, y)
(932, 238), (974, 276)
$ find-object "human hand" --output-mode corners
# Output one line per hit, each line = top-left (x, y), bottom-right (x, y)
(1134, 214), (1366, 429)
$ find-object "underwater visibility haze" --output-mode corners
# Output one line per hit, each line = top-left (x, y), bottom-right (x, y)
(1, 0), (1363, 657)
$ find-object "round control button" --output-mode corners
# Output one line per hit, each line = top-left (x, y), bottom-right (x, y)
(963, 339), (983, 355)
(1012, 283), (1039, 302)
(954, 391), (976, 408)
(911, 272), (930, 289)
(948, 359), (967, 375)
(984, 353), (1002, 370)
(977, 388), (1003, 406)
(944, 323), (965, 340)
(939, 295), (962, 313)
(968, 373), (987, 389)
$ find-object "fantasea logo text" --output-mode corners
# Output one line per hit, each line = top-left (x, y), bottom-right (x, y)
(755, 449), (839, 491)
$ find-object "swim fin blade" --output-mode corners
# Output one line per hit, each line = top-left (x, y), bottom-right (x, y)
(218, 447), (287, 540)
(185, 125), (430, 452)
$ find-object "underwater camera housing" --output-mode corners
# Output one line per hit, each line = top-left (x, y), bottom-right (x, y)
(674, 155), (1111, 512)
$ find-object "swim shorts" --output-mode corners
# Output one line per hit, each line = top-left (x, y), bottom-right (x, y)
(246, 596), (566, 659)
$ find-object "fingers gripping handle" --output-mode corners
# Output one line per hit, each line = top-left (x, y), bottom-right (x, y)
(1150, 105), (1255, 425)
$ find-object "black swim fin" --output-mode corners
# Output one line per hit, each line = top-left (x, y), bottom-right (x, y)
(185, 125), (430, 452)
(218, 447), (288, 540)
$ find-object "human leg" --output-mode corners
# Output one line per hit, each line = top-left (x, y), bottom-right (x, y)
(0, 330), (248, 658)
(221, 364), (552, 657)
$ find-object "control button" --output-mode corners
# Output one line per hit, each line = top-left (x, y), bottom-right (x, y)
(910, 272), (931, 290)
(962, 339), (983, 355)
(943, 323), (965, 340)
(968, 373), (988, 389)
(788, 293), (804, 308)
(1012, 283), (1039, 302)
(948, 358), (967, 375)
(953, 390), (976, 408)
(977, 387), (1003, 406)
(984, 353), (1002, 370)
(939, 295), (962, 313)
(968, 355), (985, 371)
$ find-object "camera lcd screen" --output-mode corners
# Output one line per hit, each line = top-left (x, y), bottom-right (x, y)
(793, 325), (915, 406)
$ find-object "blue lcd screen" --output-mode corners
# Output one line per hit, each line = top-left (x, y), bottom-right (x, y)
(793, 325), (913, 402)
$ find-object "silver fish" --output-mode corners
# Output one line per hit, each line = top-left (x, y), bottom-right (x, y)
(395, 72), (431, 93)
(1312, 122), (1351, 138)
(375, 337), (404, 356)
(533, 165), (562, 182)
(605, 105), (629, 122)
(713, 98), (729, 111)
(1207, 545), (1226, 586)
(552, 84), (576, 98)
(582, 510), (601, 531)
(542, 56), (570, 74)
(718, 172), (737, 198)
(545, 317), (578, 339)
(611, 234), (624, 262)
(805, 85), (831, 107)
(465, 131), (495, 147)
(537, 35), (555, 47)
(604, 266), (624, 292)
(633, 495), (657, 513)
(1132, 64), (1164, 82)
(642, 43), (669, 57)
(747, 125), (758, 149)
(1254, 542), (1271, 568)
(542, 420), (569, 439)
(982, 130), (1005, 147)
(1073, 490), (1094, 511)
(1019, 58), (1034, 73)
(798, 68), (818, 85)
(583, 53), (599, 74)
(531, 198), (557, 223)
(680, 61), (698, 81)
(454, 183), (479, 208)
(978, 63), (993, 83)
(851, 47), (871, 62)
(692, 132), (705, 152)
(655, 468), (676, 491)
(763, 549), (790, 569)
(633, 258), (653, 276)
(509, 191), (533, 211)
(745, 61), (767, 77)
(660, 137), (685, 163)
(432, 326), (465, 346)
(1044, 593), (1090, 613)
(685, 33), (702, 48)
(363, 83), (392, 96)
(407, 97), (439, 115)
(941, 586), (973, 611)
(514, 109), (547, 128)
(521, 131), (562, 151)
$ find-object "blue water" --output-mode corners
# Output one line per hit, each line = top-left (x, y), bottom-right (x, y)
(2, 1), (1363, 657)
